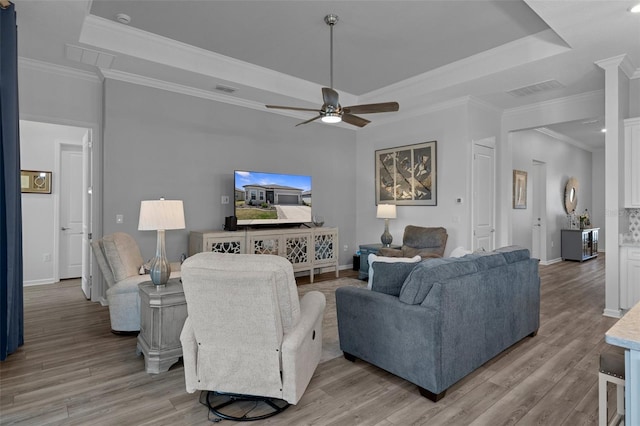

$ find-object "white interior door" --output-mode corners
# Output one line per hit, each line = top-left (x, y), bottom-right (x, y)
(59, 145), (84, 280)
(473, 139), (496, 251)
(81, 131), (92, 299)
(531, 160), (547, 261)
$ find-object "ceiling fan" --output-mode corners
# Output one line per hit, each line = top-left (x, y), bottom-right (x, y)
(265, 14), (399, 128)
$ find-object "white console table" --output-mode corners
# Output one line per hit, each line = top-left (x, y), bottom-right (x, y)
(189, 227), (339, 283)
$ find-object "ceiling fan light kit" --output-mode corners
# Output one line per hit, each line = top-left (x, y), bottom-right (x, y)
(265, 14), (399, 127)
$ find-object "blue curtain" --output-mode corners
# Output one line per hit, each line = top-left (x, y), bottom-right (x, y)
(0, 2), (24, 361)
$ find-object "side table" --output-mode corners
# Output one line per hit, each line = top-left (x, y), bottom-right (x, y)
(358, 243), (402, 280)
(137, 278), (187, 374)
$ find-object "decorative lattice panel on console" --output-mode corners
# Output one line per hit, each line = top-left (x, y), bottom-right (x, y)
(209, 241), (242, 254)
(286, 237), (309, 265)
(315, 234), (335, 260)
(252, 238), (280, 256)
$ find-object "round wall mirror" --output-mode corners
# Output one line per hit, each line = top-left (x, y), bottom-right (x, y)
(564, 177), (579, 214)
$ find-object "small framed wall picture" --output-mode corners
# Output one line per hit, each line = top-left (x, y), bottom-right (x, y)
(21, 170), (52, 194)
(512, 169), (527, 209)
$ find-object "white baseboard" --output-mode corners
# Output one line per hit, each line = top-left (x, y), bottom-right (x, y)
(23, 279), (56, 287)
(603, 308), (623, 318)
(540, 258), (563, 266)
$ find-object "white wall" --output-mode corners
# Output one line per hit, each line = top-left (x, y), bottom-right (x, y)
(20, 121), (86, 285)
(510, 129), (596, 261)
(102, 79), (358, 266)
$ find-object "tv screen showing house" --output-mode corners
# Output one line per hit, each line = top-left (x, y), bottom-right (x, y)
(234, 170), (312, 226)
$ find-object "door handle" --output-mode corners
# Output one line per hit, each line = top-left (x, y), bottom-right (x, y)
(61, 227), (69, 230)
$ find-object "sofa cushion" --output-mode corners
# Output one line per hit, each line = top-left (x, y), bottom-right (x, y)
(494, 246), (531, 263)
(367, 254), (421, 289)
(101, 233), (145, 282)
(399, 257), (479, 305)
(370, 261), (419, 296)
(462, 251), (507, 270)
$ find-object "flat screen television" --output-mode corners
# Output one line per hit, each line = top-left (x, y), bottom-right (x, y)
(234, 170), (312, 227)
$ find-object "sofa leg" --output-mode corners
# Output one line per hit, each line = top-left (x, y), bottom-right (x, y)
(111, 329), (139, 336)
(343, 352), (358, 362)
(529, 329), (538, 338)
(418, 386), (446, 402)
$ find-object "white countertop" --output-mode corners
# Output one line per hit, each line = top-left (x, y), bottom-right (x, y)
(606, 301), (640, 351)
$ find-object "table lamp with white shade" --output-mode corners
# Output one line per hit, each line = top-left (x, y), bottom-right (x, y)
(138, 198), (185, 285)
(376, 204), (397, 247)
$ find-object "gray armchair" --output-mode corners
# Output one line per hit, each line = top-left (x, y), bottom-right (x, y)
(180, 252), (326, 421)
(378, 225), (447, 259)
(92, 232), (180, 333)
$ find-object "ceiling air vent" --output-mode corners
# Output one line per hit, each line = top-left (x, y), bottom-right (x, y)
(506, 79), (565, 97)
(214, 84), (238, 94)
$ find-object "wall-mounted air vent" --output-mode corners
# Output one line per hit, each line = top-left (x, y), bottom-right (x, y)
(214, 85), (238, 94)
(506, 79), (565, 97)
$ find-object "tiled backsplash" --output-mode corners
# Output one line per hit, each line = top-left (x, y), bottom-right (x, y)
(629, 209), (640, 242)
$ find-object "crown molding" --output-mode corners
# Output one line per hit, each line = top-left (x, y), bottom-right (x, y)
(535, 127), (594, 153)
(362, 29), (569, 103)
(595, 53), (638, 79)
(80, 14), (357, 106)
(19, 57), (100, 83)
(503, 89), (604, 118)
(100, 68), (358, 129)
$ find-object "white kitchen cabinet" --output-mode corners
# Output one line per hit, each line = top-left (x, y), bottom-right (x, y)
(625, 117), (640, 208)
(620, 245), (640, 309)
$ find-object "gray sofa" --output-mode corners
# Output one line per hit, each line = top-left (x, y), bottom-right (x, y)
(336, 246), (540, 401)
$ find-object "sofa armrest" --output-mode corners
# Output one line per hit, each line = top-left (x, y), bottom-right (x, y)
(281, 290), (326, 404)
(336, 286), (443, 393)
(377, 247), (404, 257)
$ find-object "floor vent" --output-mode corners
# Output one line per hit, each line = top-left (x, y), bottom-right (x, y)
(506, 79), (564, 97)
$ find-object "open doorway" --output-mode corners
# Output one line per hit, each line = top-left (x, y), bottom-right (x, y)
(20, 120), (92, 298)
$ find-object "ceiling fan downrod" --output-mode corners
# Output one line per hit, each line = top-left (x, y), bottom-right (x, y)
(324, 14), (338, 89)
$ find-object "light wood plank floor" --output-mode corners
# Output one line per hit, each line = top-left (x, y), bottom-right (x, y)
(0, 256), (624, 425)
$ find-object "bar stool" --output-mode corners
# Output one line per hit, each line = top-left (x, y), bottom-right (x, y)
(599, 351), (625, 426)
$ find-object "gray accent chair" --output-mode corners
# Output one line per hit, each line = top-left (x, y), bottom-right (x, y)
(378, 225), (448, 259)
(92, 232), (180, 333)
(336, 246), (540, 402)
(179, 252), (326, 420)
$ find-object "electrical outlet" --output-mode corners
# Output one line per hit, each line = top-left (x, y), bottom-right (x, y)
(43, 253), (51, 262)
(221, 195), (230, 204)
(551, 241), (554, 248)
(343, 245), (348, 252)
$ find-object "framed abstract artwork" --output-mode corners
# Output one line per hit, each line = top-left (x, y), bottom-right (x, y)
(375, 141), (437, 206)
(513, 169), (527, 209)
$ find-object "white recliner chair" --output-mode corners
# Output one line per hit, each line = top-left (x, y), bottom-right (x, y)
(92, 232), (180, 333)
(180, 252), (326, 421)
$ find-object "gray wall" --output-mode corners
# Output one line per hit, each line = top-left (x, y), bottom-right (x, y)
(354, 99), (501, 253)
(510, 129), (597, 261)
(103, 80), (357, 265)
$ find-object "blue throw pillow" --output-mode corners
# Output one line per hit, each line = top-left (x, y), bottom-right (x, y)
(370, 262), (419, 296)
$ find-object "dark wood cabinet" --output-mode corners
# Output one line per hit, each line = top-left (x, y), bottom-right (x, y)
(561, 228), (599, 262)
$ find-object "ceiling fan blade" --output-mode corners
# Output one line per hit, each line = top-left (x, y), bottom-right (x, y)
(322, 87), (340, 108)
(342, 114), (371, 128)
(266, 105), (322, 112)
(295, 115), (322, 127)
(343, 102), (399, 114)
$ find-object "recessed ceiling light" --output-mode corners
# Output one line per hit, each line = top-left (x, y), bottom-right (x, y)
(115, 13), (131, 24)
(601, 128), (607, 133)
(630, 3), (640, 13)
